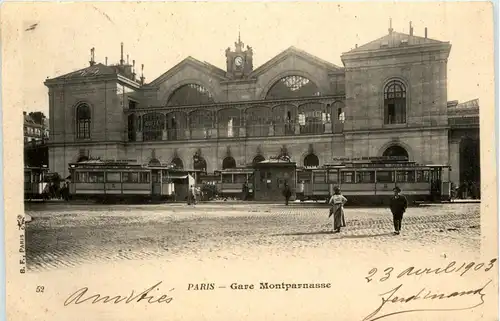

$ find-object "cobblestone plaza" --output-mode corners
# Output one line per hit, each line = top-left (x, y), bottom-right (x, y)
(26, 203), (480, 272)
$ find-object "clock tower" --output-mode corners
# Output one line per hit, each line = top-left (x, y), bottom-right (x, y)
(225, 33), (254, 79)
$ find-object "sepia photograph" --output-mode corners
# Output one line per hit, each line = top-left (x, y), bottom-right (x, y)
(3, 2), (497, 321)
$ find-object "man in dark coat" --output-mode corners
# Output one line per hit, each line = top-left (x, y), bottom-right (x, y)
(389, 186), (408, 235)
(283, 183), (292, 206)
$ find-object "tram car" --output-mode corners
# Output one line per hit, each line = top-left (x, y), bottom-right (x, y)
(295, 157), (451, 205)
(214, 168), (254, 199)
(68, 160), (202, 202)
(24, 166), (50, 200)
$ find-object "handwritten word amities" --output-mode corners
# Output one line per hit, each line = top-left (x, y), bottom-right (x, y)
(64, 281), (174, 306)
(363, 280), (492, 321)
(366, 258), (497, 283)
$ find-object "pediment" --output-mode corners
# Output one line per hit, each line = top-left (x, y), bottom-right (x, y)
(148, 57), (228, 87)
(251, 46), (343, 77)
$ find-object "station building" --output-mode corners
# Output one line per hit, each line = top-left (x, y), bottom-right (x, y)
(44, 24), (480, 187)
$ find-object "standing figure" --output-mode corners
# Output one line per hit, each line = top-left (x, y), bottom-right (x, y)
(283, 182), (292, 206)
(328, 187), (347, 233)
(242, 181), (248, 201)
(389, 186), (408, 235)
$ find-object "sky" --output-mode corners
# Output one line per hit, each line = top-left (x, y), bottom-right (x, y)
(1, 2), (494, 115)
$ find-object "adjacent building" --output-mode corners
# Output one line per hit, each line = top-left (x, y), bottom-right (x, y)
(44, 23), (480, 187)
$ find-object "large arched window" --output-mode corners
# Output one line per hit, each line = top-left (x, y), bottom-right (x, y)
(304, 154), (319, 167)
(384, 80), (407, 124)
(76, 103), (91, 139)
(143, 112), (165, 141)
(166, 84), (215, 106)
(193, 155), (207, 173)
(382, 145), (409, 159)
(265, 75), (321, 100)
(222, 156), (236, 169)
(245, 107), (272, 137)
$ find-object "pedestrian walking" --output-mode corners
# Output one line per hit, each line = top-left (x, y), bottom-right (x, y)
(283, 182), (292, 206)
(389, 186), (408, 235)
(328, 187), (347, 233)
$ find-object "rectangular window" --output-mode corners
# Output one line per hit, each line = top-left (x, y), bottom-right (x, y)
(341, 171), (354, 183)
(416, 170), (430, 182)
(234, 174), (247, 183)
(396, 171), (415, 183)
(76, 172), (89, 183)
(106, 172), (121, 183)
(376, 171), (394, 183)
(222, 174), (232, 183)
(129, 100), (137, 110)
(327, 172), (339, 183)
(297, 171), (311, 183)
(88, 172), (105, 183)
(356, 171), (375, 183)
(140, 172), (150, 183)
(123, 172), (139, 183)
(387, 104), (395, 124)
(313, 171), (326, 183)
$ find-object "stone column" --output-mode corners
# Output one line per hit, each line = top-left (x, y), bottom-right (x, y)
(448, 138), (460, 185)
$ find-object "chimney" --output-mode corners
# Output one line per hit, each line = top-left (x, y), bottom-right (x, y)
(89, 47), (95, 66)
(388, 17), (393, 34)
(105, 57), (108, 65)
(425, 27), (428, 39)
(132, 60), (136, 80)
(127, 54), (129, 65)
(409, 21), (413, 36)
(120, 42), (124, 65)
(140, 64), (145, 85)
(355, 44), (358, 48)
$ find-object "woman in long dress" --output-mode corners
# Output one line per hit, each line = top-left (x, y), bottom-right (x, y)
(328, 187), (347, 233)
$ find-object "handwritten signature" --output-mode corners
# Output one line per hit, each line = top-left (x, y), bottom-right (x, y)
(362, 279), (492, 321)
(64, 281), (174, 306)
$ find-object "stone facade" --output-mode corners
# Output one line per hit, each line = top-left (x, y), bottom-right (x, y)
(45, 27), (479, 184)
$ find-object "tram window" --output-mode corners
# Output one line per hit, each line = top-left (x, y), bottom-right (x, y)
(106, 172), (121, 183)
(341, 171), (354, 183)
(328, 172), (339, 183)
(88, 172), (105, 183)
(123, 172), (139, 183)
(140, 172), (150, 183)
(234, 174), (247, 183)
(396, 171), (415, 183)
(377, 171), (394, 183)
(416, 170), (430, 182)
(313, 172), (326, 183)
(357, 171), (375, 183)
(24, 172), (31, 183)
(298, 171), (312, 183)
(222, 174), (232, 183)
(76, 172), (89, 183)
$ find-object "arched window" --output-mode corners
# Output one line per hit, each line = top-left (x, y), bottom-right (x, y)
(382, 145), (409, 159)
(166, 84), (215, 107)
(193, 156), (207, 173)
(266, 75), (321, 100)
(253, 155), (265, 165)
(246, 107), (272, 137)
(273, 104), (297, 136)
(218, 108), (241, 138)
(171, 157), (184, 169)
(143, 112), (165, 141)
(76, 104), (91, 139)
(166, 111), (188, 140)
(384, 80), (407, 124)
(190, 109), (214, 139)
(222, 156), (236, 169)
(298, 103), (326, 134)
(304, 154), (319, 167)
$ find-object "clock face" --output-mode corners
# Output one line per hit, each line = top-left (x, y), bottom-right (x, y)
(234, 56), (243, 67)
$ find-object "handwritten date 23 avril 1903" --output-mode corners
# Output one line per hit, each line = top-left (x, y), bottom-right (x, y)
(365, 258), (497, 283)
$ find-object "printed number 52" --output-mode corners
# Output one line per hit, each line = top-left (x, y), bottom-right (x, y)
(36, 286), (44, 293)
